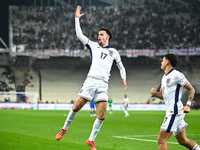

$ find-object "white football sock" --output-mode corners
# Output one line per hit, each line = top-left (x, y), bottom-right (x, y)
(192, 144), (200, 150)
(124, 109), (129, 116)
(89, 118), (104, 141)
(62, 109), (77, 130)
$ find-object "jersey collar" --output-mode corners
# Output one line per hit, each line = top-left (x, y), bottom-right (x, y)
(166, 68), (175, 76)
(101, 45), (111, 48)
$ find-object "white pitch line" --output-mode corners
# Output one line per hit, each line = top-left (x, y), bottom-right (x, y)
(131, 134), (200, 137)
(113, 136), (178, 145)
(131, 135), (158, 137)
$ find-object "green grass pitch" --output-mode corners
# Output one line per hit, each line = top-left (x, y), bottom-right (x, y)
(0, 109), (199, 150)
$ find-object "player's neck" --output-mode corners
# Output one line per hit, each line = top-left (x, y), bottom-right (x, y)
(100, 41), (109, 48)
(165, 66), (174, 75)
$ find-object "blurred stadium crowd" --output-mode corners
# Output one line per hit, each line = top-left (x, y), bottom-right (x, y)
(11, 2), (200, 51)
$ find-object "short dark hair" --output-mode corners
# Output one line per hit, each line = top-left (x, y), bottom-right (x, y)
(164, 53), (178, 67)
(99, 27), (112, 40)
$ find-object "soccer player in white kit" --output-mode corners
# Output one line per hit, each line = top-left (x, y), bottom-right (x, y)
(151, 54), (200, 150)
(123, 94), (130, 117)
(55, 6), (128, 150)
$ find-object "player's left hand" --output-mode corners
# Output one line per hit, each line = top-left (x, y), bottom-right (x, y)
(122, 79), (128, 91)
(75, 5), (84, 18)
(181, 105), (190, 113)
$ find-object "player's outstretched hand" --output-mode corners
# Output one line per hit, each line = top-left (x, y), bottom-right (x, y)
(122, 79), (128, 91)
(181, 105), (190, 113)
(75, 5), (84, 18)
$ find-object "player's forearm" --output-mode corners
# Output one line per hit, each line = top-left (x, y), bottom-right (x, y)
(75, 18), (88, 45)
(153, 92), (163, 100)
(184, 83), (195, 104)
(188, 88), (195, 102)
(120, 68), (126, 81)
(117, 62), (126, 81)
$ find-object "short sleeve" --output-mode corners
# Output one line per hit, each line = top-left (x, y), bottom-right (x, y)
(113, 49), (121, 63)
(176, 72), (188, 86)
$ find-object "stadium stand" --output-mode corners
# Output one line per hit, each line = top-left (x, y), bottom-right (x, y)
(15, 56), (198, 104)
(24, 69), (39, 93)
(0, 67), (15, 102)
(10, 2), (200, 51)
(21, 67), (163, 104)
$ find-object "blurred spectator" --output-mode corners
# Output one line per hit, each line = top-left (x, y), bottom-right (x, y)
(24, 78), (30, 86)
(5, 97), (10, 103)
(0, 79), (14, 92)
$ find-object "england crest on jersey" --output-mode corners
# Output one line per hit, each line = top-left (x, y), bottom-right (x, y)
(109, 50), (113, 56)
(166, 78), (171, 84)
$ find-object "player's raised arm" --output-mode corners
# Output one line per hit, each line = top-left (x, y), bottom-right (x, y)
(150, 85), (163, 100)
(75, 5), (89, 45)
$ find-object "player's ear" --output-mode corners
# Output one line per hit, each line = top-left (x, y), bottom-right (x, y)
(106, 35), (110, 40)
(166, 60), (170, 66)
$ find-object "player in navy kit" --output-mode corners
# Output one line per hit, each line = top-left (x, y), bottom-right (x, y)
(55, 5), (128, 150)
(151, 54), (200, 150)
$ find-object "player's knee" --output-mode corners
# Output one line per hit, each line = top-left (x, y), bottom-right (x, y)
(97, 114), (106, 120)
(72, 105), (80, 112)
(157, 137), (166, 145)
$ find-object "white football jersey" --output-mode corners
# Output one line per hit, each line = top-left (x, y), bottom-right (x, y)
(75, 18), (125, 83)
(124, 97), (129, 106)
(161, 68), (188, 115)
(85, 41), (121, 82)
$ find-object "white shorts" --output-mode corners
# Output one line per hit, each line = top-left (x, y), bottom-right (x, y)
(160, 114), (188, 136)
(78, 77), (108, 103)
(124, 104), (128, 110)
